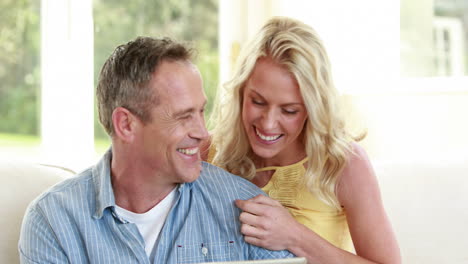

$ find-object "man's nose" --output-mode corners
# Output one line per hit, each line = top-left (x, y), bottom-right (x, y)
(192, 113), (209, 140)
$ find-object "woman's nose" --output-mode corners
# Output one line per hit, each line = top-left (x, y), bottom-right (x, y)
(260, 108), (277, 130)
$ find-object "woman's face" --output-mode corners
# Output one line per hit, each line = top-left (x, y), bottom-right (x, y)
(242, 57), (308, 165)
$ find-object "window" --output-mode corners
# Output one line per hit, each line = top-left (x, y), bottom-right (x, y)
(93, 0), (219, 154)
(0, 0), (41, 160)
(0, 0), (219, 171)
(401, 0), (468, 77)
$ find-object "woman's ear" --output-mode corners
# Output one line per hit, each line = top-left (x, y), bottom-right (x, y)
(111, 107), (137, 143)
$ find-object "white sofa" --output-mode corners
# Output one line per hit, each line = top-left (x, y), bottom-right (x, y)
(374, 161), (468, 264)
(0, 160), (73, 264)
(1, 159), (466, 263)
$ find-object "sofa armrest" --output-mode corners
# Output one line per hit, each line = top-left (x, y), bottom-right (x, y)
(0, 160), (74, 264)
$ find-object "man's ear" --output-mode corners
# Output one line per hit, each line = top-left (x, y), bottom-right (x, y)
(112, 107), (138, 143)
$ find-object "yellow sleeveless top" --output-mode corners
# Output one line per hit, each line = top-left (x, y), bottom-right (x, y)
(208, 147), (354, 252)
(258, 158), (354, 252)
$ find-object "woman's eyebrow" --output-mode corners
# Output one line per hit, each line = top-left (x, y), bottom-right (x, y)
(249, 89), (304, 107)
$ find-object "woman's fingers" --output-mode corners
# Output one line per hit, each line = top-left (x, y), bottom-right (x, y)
(243, 235), (264, 248)
(239, 210), (265, 229)
(235, 195), (297, 251)
(249, 194), (282, 206)
(235, 198), (267, 216)
(239, 219), (263, 237)
(235, 195), (282, 216)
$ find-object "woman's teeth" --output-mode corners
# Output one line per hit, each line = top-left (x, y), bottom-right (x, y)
(255, 128), (281, 141)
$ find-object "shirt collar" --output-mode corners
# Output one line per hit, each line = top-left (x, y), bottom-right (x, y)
(92, 148), (116, 219)
(91, 148), (195, 219)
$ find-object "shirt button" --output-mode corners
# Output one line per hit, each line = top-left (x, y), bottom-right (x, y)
(201, 247), (208, 256)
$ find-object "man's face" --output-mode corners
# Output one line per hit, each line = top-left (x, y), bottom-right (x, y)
(136, 60), (208, 184)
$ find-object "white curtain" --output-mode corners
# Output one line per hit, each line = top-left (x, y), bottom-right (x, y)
(41, 0), (94, 171)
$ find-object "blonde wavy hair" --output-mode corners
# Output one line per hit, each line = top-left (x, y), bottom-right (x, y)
(210, 16), (360, 210)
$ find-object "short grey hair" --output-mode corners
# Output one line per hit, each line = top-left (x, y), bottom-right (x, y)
(96, 36), (194, 136)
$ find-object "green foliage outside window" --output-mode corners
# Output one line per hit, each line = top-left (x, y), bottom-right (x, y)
(93, 0), (219, 139)
(0, 0), (219, 140)
(0, 0), (41, 135)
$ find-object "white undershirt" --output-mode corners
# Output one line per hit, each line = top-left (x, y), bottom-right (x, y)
(115, 187), (177, 262)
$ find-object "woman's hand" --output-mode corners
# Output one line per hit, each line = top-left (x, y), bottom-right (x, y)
(235, 194), (299, 251)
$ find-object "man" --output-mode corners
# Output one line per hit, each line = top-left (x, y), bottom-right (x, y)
(18, 37), (293, 263)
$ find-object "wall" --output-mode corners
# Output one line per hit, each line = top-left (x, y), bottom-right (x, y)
(218, 0), (468, 262)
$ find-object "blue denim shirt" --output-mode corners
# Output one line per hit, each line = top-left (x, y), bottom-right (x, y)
(19, 150), (293, 263)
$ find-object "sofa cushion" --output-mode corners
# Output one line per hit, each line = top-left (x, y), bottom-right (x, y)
(0, 160), (74, 264)
(374, 161), (468, 264)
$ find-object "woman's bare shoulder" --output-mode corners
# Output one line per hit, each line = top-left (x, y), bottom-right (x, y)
(337, 142), (378, 204)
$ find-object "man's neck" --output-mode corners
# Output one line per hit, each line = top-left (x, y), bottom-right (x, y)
(110, 150), (177, 214)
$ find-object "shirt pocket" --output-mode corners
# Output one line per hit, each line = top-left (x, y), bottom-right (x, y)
(176, 241), (239, 263)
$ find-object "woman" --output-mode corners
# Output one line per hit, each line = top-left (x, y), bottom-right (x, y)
(208, 17), (401, 263)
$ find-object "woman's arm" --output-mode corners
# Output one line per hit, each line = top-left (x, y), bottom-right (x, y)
(336, 144), (401, 263)
(235, 144), (401, 264)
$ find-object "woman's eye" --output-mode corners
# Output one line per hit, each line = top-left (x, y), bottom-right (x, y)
(252, 99), (264, 105)
(283, 109), (298, 115)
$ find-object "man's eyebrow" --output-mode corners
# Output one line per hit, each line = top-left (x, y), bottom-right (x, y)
(173, 100), (207, 118)
(173, 108), (195, 118)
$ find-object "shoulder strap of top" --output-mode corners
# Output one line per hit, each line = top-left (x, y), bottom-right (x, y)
(256, 157), (309, 172)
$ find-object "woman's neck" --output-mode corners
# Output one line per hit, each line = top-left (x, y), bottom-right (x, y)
(252, 150), (307, 168)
